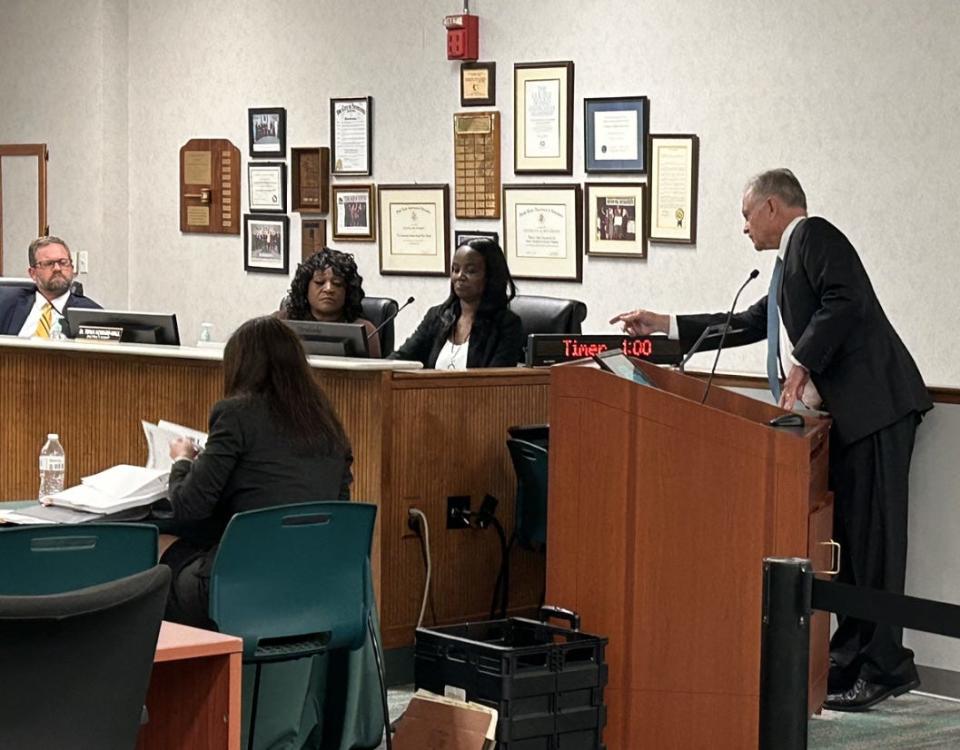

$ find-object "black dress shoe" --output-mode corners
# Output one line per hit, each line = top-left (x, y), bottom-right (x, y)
(823, 677), (921, 712)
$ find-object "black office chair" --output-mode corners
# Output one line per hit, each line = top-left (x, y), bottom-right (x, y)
(507, 423), (550, 449)
(0, 276), (85, 296)
(508, 294), (588, 363)
(360, 296), (399, 356)
(0, 565), (170, 750)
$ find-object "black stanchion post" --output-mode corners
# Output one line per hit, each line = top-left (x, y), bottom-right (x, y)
(759, 557), (814, 750)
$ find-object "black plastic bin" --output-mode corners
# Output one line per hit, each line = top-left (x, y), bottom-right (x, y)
(414, 606), (608, 750)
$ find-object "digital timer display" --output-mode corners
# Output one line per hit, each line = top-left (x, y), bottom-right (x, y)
(525, 334), (684, 367)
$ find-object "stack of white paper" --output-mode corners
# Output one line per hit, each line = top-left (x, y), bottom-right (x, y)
(141, 419), (208, 472)
(43, 464), (170, 513)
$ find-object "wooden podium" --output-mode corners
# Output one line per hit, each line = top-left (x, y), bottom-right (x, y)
(545, 360), (833, 749)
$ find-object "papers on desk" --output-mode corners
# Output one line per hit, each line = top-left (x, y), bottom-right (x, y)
(41, 465), (169, 514)
(142, 419), (208, 472)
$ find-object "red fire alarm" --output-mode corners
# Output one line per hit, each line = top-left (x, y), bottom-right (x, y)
(444, 12), (479, 61)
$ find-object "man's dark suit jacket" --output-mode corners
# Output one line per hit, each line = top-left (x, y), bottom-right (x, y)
(390, 301), (524, 368)
(0, 285), (102, 336)
(167, 395), (353, 575)
(678, 217), (932, 445)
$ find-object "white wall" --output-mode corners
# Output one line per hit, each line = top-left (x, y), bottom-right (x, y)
(3, 0), (960, 669)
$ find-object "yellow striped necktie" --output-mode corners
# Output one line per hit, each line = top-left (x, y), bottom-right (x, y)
(35, 302), (53, 338)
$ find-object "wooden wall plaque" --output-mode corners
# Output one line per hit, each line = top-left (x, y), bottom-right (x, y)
(179, 138), (240, 234)
(291, 147), (330, 213)
(454, 111), (500, 219)
(301, 218), (327, 260)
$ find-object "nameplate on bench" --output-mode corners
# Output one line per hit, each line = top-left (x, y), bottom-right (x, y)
(76, 325), (123, 342)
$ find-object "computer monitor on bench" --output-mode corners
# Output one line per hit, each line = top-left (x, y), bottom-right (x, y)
(283, 320), (369, 358)
(65, 309), (180, 346)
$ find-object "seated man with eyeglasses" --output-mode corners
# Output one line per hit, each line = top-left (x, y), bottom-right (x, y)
(0, 235), (101, 337)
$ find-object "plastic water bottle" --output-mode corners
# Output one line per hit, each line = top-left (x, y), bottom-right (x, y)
(198, 322), (213, 345)
(39, 433), (66, 501)
(49, 317), (65, 340)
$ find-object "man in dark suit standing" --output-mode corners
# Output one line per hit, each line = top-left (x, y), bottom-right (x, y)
(610, 169), (932, 711)
(0, 235), (101, 336)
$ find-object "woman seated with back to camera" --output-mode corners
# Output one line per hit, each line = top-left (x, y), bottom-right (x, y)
(159, 316), (353, 628)
(276, 247), (381, 358)
(390, 238), (524, 369)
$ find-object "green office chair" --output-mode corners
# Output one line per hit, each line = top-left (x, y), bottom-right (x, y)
(0, 523), (158, 595)
(208, 501), (391, 750)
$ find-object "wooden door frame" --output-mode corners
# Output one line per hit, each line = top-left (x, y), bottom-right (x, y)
(0, 143), (48, 275)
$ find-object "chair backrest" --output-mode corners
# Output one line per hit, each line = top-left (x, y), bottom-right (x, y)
(209, 501), (377, 659)
(0, 565), (170, 750)
(506, 439), (549, 550)
(360, 296), (399, 356)
(0, 277), (85, 295)
(0, 523), (158, 595)
(508, 294), (588, 362)
(507, 423), (550, 449)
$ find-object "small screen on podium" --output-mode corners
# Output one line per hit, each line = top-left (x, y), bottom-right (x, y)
(593, 350), (653, 386)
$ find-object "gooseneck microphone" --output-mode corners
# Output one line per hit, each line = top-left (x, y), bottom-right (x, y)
(367, 296), (415, 340)
(700, 269), (760, 405)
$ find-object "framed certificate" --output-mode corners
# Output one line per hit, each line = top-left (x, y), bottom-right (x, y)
(648, 134), (700, 244)
(460, 61), (495, 107)
(330, 97), (372, 176)
(502, 184), (582, 281)
(584, 96), (649, 174)
(377, 184), (450, 276)
(331, 184), (375, 242)
(585, 182), (647, 258)
(244, 214), (289, 274)
(247, 162), (286, 212)
(513, 61), (574, 175)
(248, 107), (286, 158)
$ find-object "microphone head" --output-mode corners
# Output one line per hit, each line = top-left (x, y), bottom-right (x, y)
(749, 269), (760, 279)
(406, 296), (415, 304)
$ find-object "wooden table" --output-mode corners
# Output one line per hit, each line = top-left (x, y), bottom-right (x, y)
(137, 621), (242, 750)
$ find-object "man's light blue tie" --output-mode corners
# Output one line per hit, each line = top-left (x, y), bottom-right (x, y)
(766, 257), (784, 402)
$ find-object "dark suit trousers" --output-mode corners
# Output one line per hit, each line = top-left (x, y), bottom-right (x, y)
(829, 410), (921, 686)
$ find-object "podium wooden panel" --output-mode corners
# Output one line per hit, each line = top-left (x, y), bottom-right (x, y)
(0, 341), (547, 648)
(545, 360), (832, 749)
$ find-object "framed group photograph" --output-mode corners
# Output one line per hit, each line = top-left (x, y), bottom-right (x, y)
(331, 184), (375, 241)
(584, 96), (649, 174)
(585, 183), (647, 258)
(454, 229), (499, 248)
(247, 162), (286, 212)
(648, 134), (700, 244)
(513, 61), (574, 175)
(248, 107), (286, 158)
(502, 184), (582, 281)
(244, 214), (289, 274)
(460, 61), (495, 107)
(301, 218), (327, 261)
(331, 96), (372, 176)
(378, 184), (450, 276)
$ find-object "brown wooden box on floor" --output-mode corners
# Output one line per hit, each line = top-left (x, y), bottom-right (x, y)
(545, 359), (833, 750)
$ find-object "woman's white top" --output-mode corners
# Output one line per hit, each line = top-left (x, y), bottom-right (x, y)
(435, 336), (470, 370)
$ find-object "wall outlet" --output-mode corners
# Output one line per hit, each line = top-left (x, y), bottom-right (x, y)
(77, 251), (89, 274)
(446, 495), (471, 529)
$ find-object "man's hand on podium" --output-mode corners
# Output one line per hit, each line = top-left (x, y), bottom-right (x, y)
(609, 309), (669, 336)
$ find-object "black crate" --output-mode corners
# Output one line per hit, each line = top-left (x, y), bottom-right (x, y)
(414, 607), (607, 750)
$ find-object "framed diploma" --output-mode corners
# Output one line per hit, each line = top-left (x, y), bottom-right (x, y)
(377, 184), (450, 276)
(248, 107), (286, 158)
(331, 97), (372, 176)
(301, 218), (327, 261)
(648, 134), (700, 244)
(513, 61), (574, 175)
(291, 147), (330, 213)
(460, 61), (495, 107)
(244, 214), (289, 274)
(502, 184), (582, 281)
(584, 96), (649, 174)
(247, 162), (286, 213)
(585, 182), (647, 258)
(331, 184), (375, 241)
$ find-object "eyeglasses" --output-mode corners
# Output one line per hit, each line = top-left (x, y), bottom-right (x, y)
(33, 258), (73, 270)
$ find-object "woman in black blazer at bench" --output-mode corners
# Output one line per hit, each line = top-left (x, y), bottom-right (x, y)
(159, 316), (352, 628)
(390, 237), (524, 369)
